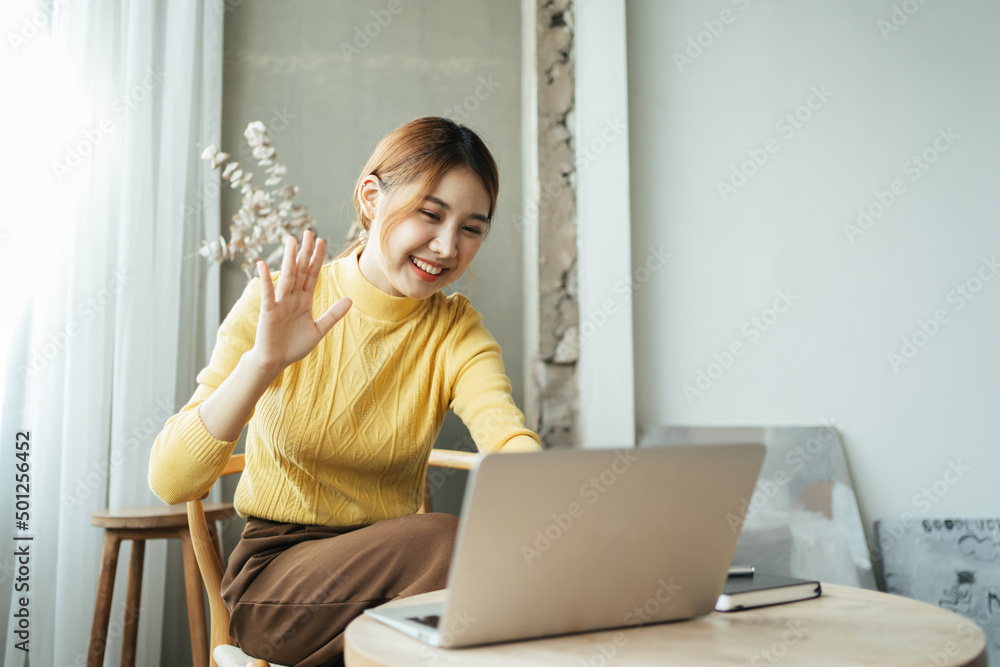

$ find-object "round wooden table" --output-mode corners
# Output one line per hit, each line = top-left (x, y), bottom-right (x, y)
(345, 584), (988, 666)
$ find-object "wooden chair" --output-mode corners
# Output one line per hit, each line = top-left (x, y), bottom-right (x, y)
(186, 449), (479, 667)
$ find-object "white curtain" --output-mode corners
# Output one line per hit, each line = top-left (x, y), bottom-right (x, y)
(0, 0), (223, 664)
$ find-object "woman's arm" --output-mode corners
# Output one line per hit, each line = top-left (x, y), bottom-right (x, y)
(196, 350), (281, 442)
(446, 297), (542, 454)
(149, 231), (351, 503)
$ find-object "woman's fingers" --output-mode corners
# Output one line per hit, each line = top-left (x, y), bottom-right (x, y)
(296, 229), (313, 290)
(315, 297), (352, 338)
(275, 235), (298, 297)
(304, 237), (325, 294)
(257, 260), (275, 308)
(263, 232), (322, 313)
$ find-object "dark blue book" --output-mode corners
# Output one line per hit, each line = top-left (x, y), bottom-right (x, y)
(715, 573), (822, 612)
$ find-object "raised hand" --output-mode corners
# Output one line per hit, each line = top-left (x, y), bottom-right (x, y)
(247, 229), (352, 374)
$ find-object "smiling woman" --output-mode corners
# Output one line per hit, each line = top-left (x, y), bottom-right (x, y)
(148, 117), (540, 666)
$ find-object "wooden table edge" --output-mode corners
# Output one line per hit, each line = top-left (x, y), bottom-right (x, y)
(345, 583), (989, 667)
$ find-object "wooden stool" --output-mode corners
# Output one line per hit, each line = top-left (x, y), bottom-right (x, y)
(87, 503), (236, 667)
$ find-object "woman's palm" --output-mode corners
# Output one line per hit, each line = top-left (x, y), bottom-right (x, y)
(252, 230), (352, 372)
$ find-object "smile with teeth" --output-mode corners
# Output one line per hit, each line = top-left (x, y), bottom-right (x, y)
(410, 256), (445, 276)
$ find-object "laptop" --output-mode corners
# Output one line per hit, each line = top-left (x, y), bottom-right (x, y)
(364, 443), (765, 648)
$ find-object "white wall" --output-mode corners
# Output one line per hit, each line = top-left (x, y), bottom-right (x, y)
(626, 0), (1000, 535)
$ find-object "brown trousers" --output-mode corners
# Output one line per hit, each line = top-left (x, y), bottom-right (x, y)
(221, 512), (459, 667)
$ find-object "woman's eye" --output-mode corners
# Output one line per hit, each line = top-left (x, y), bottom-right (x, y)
(463, 226), (483, 235)
(420, 210), (441, 221)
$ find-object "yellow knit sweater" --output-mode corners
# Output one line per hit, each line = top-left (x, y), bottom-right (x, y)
(148, 246), (540, 526)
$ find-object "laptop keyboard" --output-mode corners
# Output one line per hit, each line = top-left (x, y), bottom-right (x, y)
(408, 614), (441, 628)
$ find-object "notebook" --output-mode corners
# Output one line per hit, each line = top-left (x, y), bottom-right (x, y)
(715, 573), (822, 612)
(364, 443), (766, 648)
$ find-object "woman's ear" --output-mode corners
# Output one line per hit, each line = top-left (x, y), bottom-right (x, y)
(358, 175), (382, 219)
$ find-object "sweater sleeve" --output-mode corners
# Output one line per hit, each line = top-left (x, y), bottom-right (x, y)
(446, 297), (542, 454)
(148, 276), (267, 504)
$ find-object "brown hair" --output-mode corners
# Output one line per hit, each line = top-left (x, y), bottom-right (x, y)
(336, 116), (499, 259)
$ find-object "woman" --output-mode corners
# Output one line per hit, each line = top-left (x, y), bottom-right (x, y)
(149, 117), (541, 666)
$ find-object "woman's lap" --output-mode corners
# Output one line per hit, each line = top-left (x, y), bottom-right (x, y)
(221, 512), (459, 667)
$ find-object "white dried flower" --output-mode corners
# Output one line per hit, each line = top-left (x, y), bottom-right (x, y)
(244, 121), (267, 145)
(195, 119), (317, 273)
(253, 145), (276, 161)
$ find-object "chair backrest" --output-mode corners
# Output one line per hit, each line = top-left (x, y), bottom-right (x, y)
(186, 449), (479, 667)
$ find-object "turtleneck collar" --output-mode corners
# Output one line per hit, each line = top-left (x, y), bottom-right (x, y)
(333, 245), (427, 322)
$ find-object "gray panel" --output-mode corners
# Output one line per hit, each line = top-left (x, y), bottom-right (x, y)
(876, 518), (1000, 665)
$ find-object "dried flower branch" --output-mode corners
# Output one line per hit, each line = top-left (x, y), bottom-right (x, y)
(198, 121), (317, 278)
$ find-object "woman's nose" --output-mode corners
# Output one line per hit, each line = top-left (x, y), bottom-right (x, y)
(429, 228), (457, 258)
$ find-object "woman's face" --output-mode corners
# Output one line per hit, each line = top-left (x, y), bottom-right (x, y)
(358, 168), (490, 299)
